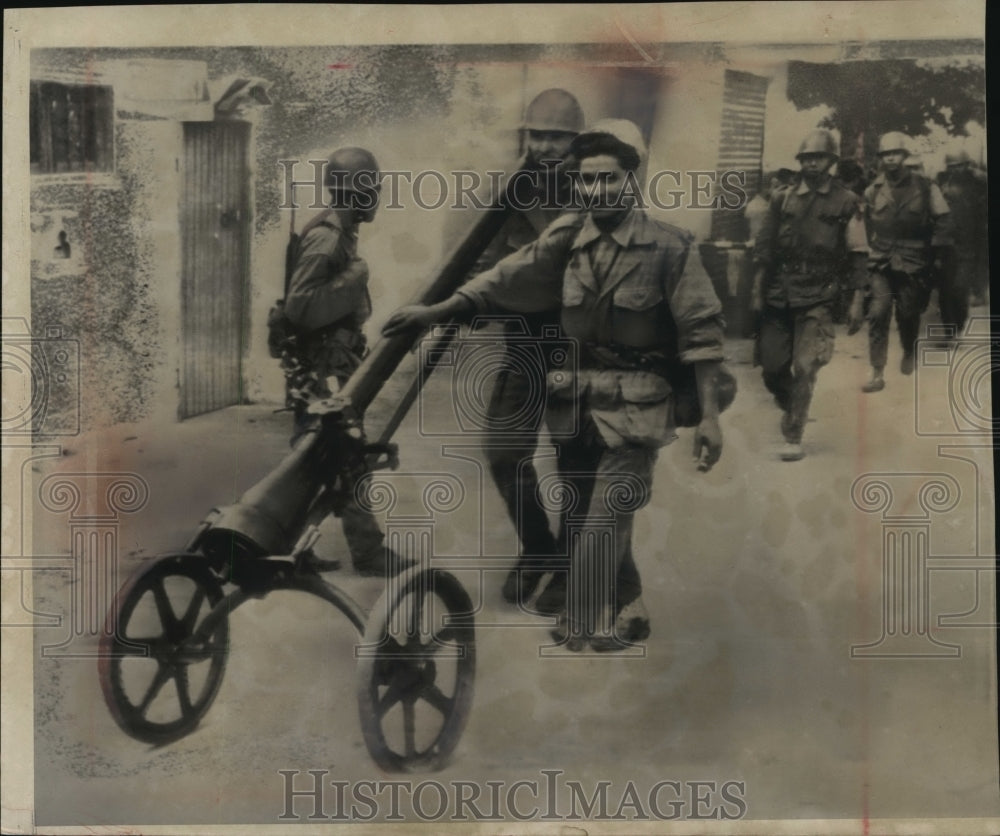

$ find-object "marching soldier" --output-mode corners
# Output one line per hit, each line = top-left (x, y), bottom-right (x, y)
(858, 132), (953, 392)
(751, 129), (868, 461)
(281, 146), (407, 577)
(384, 120), (728, 650)
(937, 149), (988, 324)
(469, 89), (586, 606)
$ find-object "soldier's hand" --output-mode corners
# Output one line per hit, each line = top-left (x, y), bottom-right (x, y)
(846, 293), (865, 336)
(693, 416), (723, 472)
(382, 305), (437, 337)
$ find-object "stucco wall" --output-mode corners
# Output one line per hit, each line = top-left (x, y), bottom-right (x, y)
(30, 120), (168, 430)
(29, 41), (984, 432)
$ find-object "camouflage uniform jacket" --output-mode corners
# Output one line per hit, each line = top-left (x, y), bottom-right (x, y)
(283, 217), (371, 395)
(863, 170), (953, 275)
(754, 176), (869, 308)
(457, 208), (725, 448)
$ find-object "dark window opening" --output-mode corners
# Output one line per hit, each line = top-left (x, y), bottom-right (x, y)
(30, 81), (114, 174)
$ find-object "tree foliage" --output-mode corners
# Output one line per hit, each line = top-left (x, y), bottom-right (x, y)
(786, 59), (985, 160)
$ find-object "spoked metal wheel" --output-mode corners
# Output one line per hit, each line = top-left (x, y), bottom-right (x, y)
(98, 553), (229, 745)
(356, 569), (476, 772)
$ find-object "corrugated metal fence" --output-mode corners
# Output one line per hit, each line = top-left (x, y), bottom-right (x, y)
(711, 69), (768, 242)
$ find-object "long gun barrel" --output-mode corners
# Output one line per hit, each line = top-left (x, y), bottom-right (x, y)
(197, 160), (528, 563)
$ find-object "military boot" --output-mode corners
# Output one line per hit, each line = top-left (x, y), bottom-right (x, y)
(861, 368), (885, 393)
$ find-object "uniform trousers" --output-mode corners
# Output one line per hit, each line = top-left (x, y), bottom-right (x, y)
(554, 417), (653, 633)
(867, 267), (932, 368)
(484, 353), (559, 561)
(758, 302), (834, 444)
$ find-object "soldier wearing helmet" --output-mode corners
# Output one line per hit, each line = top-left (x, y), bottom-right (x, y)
(751, 129), (869, 461)
(858, 132), (953, 392)
(937, 147), (988, 316)
(521, 87), (585, 171)
(281, 146), (408, 577)
(450, 89), (586, 609)
(384, 119), (729, 651)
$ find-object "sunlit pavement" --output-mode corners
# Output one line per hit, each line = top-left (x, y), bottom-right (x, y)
(28, 310), (998, 826)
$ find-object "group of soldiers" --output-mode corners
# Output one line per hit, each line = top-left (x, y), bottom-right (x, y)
(749, 129), (987, 461)
(275, 87), (989, 651)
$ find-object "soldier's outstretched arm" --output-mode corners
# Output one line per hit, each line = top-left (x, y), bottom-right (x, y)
(382, 223), (569, 337)
(382, 295), (474, 336)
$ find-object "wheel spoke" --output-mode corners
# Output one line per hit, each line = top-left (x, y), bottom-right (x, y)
(377, 682), (403, 718)
(421, 683), (453, 716)
(175, 668), (193, 714)
(151, 578), (181, 633)
(137, 665), (172, 715)
(179, 586), (207, 633)
(101, 556), (232, 745)
(402, 700), (416, 757)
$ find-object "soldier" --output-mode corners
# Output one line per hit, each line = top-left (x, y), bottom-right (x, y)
(751, 129), (868, 461)
(858, 132), (953, 393)
(937, 149), (988, 323)
(384, 119), (727, 650)
(468, 89), (585, 606)
(281, 146), (407, 577)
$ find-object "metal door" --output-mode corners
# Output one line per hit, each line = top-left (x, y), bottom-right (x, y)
(179, 121), (250, 418)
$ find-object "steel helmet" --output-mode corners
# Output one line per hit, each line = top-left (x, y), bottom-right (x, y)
(795, 129), (838, 159)
(522, 88), (585, 134)
(877, 132), (911, 156)
(568, 118), (647, 171)
(944, 149), (972, 167)
(324, 146), (381, 220)
(324, 146), (382, 194)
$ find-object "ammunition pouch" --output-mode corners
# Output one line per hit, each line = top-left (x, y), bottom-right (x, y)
(549, 344), (736, 446)
(583, 343), (736, 428)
